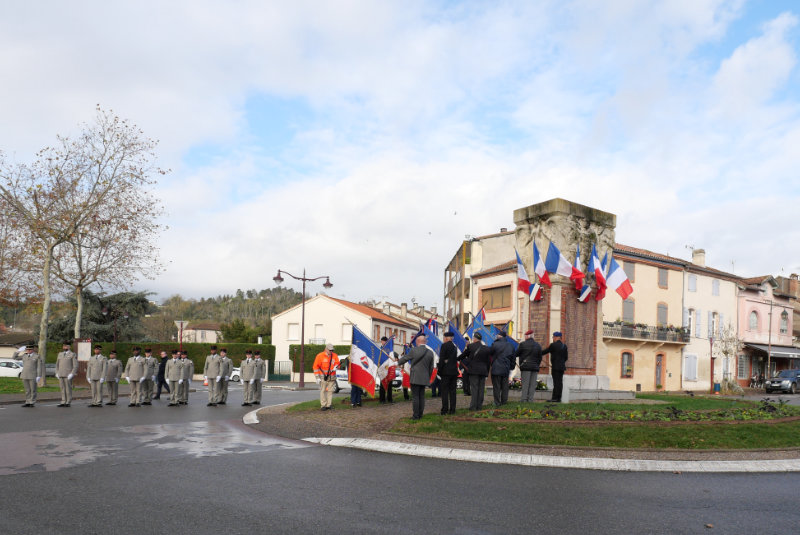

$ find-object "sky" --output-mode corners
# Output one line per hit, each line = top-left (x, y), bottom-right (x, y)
(1, 0), (799, 311)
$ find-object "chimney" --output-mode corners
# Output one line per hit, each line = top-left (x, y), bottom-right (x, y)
(400, 302), (407, 318)
(431, 306), (437, 315)
(692, 248), (706, 267)
(790, 274), (799, 296)
(500, 227), (508, 233)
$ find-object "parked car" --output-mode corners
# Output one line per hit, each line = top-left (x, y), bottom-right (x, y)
(334, 355), (402, 393)
(764, 369), (800, 394)
(45, 363), (56, 377)
(230, 367), (241, 382)
(0, 358), (23, 378)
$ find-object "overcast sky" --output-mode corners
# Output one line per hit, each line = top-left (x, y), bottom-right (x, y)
(2, 1), (799, 310)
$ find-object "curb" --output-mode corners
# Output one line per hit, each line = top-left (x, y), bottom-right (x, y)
(301, 437), (800, 473)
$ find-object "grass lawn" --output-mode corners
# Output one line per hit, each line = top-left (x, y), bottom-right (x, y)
(0, 377), (63, 394)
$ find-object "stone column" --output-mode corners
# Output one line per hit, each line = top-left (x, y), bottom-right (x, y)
(513, 198), (616, 389)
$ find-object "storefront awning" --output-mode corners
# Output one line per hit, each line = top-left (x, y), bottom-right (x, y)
(745, 344), (800, 358)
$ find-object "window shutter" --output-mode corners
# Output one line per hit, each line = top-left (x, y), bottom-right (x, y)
(696, 309), (702, 338)
(718, 313), (724, 338)
(708, 311), (713, 338)
(682, 308), (688, 328)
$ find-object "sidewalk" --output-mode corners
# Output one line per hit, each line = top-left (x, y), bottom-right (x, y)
(0, 384), (196, 405)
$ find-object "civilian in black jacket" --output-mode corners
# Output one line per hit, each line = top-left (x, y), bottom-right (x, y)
(489, 332), (514, 406)
(542, 331), (568, 402)
(459, 333), (489, 410)
(460, 336), (472, 395)
(438, 331), (459, 415)
(515, 330), (543, 403)
(154, 351), (171, 399)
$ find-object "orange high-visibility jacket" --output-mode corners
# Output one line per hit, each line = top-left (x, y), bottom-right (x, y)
(313, 351), (339, 380)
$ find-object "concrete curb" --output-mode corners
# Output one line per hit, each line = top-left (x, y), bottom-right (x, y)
(302, 437), (800, 473)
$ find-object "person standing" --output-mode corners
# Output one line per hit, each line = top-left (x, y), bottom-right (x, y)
(141, 348), (158, 405)
(516, 330), (543, 403)
(20, 346), (44, 407)
(124, 347), (146, 407)
(252, 350), (266, 405)
(397, 334), (434, 420)
(55, 341), (78, 407)
(218, 349), (232, 405)
(542, 331), (568, 402)
(460, 332), (489, 411)
(104, 351), (123, 405)
(86, 345), (108, 408)
(378, 337), (394, 404)
(313, 343), (340, 411)
(203, 346), (222, 407)
(165, 350), (183, 406)
(240, 350), (255, 406)
(154, 350), (170, 400)
(438, 331), (459, 415)
(461, 335), (471, 396)
(179, 351), (194, 405)
(489, 332), (514, 407)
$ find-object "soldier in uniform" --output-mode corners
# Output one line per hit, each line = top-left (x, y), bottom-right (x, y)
(165, 350), (183, 406)
(252, 350), (266, 405)
(141, 348), (158, 405)
(203, 345), (222, 406)
(179, 351), (194, 404)
(55, 341), (78, 407)
(105, 350), (123, 405)
(86, 345), (108, 407)
(218, 348), (232, 405)
(20, 346), (44, 407)
(124, 347), (146, 407)
(240, 350), (255, 406)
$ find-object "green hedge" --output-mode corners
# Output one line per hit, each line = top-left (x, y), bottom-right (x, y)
(289, 344), (351, 373)
(45, 342), (276, 371)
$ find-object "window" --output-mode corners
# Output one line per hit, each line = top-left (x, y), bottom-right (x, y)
(373, 325), (380, 340)
(781, 311), (789, 334)
(623, 262), (635, 282)
(687, 309), (694, 336)
(621, 352), (633, 378)
(400, 331), (406, 344)
(341, 324), (352, 342)
(658, 268), (668, 288)
(314, 324), (324, 339)
(688, 274), (697, 292)
(288, 323), (300, 341)
(623, 299), (635, 323)
(385, 327), (392, 338)
(711, 312), (719, 338)
(657, 303), (668, 327)
(737, 354), (748, 379)
(712, 279), (720, 296)
(482, 285), (511, 310)
(749, 311), (758, 331)
(684, 354), (698, 381)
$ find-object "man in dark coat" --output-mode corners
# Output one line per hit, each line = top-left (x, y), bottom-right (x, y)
(460, 335), (471, 395)
(542, 331), (568, 402)
(397, 335), (435, 420)
(515, 330), (543, 403)
(489, 332), (514, 406)
(438, 331), (459, 415)
(459, 332), (489, 410)
(154, 350), (171, 400)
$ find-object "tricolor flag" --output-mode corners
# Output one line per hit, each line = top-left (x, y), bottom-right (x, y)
(448, 321), (466, 354)
(530, 282), (543, 301)
(601, 251), (609, 278)
(378, 337), (396, 390)
(533, 242), (552, 288)
(606, 257), (634, 300)
(515, 249), (532, 295)
(420, 324), (441, 382)
(545, 242), (582, 281)
(349, 326), (381, 396)
(572, 244), (585, 291)
(588, 244), (607, 301)
(578, 284), (592, 302)
(426, 316), (439, 337)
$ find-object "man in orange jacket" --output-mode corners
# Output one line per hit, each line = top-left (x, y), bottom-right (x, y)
(313, 343), (340, 411)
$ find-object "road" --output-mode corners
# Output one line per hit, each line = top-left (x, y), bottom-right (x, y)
(2, 386), (799, 534)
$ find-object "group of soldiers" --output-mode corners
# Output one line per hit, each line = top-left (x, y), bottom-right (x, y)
(17, 343), (265, 409)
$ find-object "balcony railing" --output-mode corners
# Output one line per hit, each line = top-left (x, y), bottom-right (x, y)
(603, 323), (689, 343)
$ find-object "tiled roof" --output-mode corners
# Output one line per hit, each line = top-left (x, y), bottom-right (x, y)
(330, 297), (416, 328)
(472, 260), (516, 278)
(613, 244), (685, 266)
(186, 322), (221, 331)
(473, 229), (514, 241)
(0, 332), (35, 346)
(740, 276), (771, 286)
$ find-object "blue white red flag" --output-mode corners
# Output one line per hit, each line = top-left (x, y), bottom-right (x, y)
(545, 242), (582, 281)
(530, 282), (543, 301)
(588, 244), (607, 301)
(426, 316), (439, 337)
(515, 249), (532, 295)
(578, 284), (592, 302)
(378, 337), (396, 389)
(419, 324), (441, 382)
(349, 326), (381, 396)
(572, 244), (585, 291)
(449, 321), (466, 354)
(533, 242), (552, 288)
(606, 257), (634, 300)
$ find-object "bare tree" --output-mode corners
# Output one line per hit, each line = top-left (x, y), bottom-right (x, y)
(0, 107), (166, 376)
(714, 323), (743, 391)
(0, 200), (38, 307)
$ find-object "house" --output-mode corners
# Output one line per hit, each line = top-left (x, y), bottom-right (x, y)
(271, 295), (419, 382)
(0, 332), (35, 358)
(180, 322), (222, 344)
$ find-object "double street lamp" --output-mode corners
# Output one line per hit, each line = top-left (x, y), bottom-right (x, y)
(273, 269), (333, 388)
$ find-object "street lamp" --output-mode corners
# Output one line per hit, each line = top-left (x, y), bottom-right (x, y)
(273, 269), (333, 387)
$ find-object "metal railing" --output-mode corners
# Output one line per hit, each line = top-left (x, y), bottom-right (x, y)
(603, 323), (689, 343)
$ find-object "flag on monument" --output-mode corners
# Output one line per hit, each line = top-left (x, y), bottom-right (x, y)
(533, 242), (552, 288)
(349, 326), (381, 396)
(578, 284), (592, 302)
(545, 241), (581, 280)
(530, 282), (543, 301)
(606, 257), (634, 300)
(588, 244), (608, 301)
(515, 249), (532, 295)
(572, 244), (585, 291)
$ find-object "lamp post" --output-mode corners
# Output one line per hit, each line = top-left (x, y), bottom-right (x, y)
(273, 269), (333, 387)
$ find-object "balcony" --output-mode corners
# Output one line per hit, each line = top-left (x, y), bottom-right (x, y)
(603, 322), (689, 344)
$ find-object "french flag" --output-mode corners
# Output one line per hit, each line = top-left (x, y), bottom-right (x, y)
(533, 242), (552, 288)
(606, 257), (634, 300)
(578, 284), (592, 302)
(572, 244), (585, 291)
(349, 326), (380, 396)
(545, 242), (582, 281)
(378, 337), (396, 390)
(515, 249), (532, 295)
(588, 244), (607, 301)
(530, 282), (543, 301)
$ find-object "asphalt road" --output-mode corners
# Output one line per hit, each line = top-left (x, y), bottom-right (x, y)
(2, 387), (799, 534)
